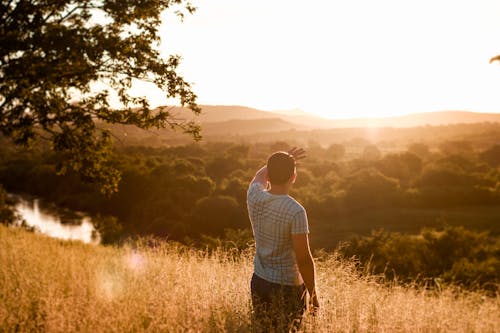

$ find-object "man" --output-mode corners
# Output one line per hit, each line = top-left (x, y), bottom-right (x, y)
(247, 147), (319, 331)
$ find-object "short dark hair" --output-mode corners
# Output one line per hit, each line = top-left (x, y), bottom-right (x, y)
(267, 151), (295, 185)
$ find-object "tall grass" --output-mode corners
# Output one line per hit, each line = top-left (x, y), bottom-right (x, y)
(0, 225), (498, 332)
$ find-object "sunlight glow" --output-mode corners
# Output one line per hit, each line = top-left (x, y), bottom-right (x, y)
(128, 0), (500, 119)
(96, 271), (124, 300)
(124, 251), (147, 274)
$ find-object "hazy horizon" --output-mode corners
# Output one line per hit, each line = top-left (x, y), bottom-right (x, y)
(118, 0), (500, 120)
(195, 104), (500, 121)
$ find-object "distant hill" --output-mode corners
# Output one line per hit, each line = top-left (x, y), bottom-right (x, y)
(324, 111), (500, 128)
(99, 114), (306, 146)
(101, 106), (500, 146)
(172, 105), (282, 123)
(269, 108), (311, 116)
(202, 117), (307, 135)
(171, 105), (500, 129)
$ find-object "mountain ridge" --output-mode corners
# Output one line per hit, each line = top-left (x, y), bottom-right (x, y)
(172, 105), (500, 128)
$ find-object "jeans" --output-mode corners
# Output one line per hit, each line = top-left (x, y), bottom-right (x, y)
(250, 273), (307, 332)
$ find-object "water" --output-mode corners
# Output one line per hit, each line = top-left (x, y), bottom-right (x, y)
(10, 194), (99, 244)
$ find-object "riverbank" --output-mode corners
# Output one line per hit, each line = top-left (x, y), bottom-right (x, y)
(1, 225), (498, 332)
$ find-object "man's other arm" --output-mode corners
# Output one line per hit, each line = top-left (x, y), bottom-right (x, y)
(292, 233), (320, 310)
(250, 165), (268, 187)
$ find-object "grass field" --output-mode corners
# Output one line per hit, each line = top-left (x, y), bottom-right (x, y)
(0, 225), (498, 332)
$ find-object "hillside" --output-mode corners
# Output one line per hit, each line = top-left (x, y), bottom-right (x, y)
(202, 117), (307, 135)
(99, 116), (305, 146)
(101, 105), (500, 147)
(325, 110), (500, 128)
(1, 226), (498, 332)
(156, 105), (283, 123)
(175, 105), (500, 128)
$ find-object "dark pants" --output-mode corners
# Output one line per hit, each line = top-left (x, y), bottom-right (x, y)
(250, 273), (307, 332)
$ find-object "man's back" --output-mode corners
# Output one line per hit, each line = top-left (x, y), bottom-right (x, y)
(247, 182), (308, 286)
(247, 149), (319, 331)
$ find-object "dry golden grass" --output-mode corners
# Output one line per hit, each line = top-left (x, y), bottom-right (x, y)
(0, 225), (498, 333)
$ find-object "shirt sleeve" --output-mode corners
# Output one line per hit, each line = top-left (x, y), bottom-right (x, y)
(247, 182), (265, 205)
(291, 209), (309, 234)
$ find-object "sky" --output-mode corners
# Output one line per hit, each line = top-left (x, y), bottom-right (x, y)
(132, 0), (500, 119)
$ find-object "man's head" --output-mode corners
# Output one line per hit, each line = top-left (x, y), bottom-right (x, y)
(267, 151), (296, 186)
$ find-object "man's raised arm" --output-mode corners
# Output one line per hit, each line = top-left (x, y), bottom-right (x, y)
(250, 165), (268, 187)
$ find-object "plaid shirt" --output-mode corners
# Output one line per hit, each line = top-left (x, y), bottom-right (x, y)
(247, 182), (309, 286)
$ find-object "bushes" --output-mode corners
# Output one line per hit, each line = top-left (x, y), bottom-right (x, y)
(94, 215), (123, 245)
(191, 195), (247, 235)
(340, 226), (499, 291)
(480, 144), (500, 167)
(0, 186), (16, 225)
(336, 168), (401, 209)
(375, 152), (422, 186)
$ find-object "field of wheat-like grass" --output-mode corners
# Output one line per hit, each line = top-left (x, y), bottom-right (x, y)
(0, 225), (498, 332)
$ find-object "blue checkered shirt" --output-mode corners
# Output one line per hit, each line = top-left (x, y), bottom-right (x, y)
(247, 182), (309, 286)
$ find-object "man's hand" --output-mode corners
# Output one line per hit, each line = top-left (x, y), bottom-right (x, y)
(288, 147), (306, 162)
(309, 292), (320, 316)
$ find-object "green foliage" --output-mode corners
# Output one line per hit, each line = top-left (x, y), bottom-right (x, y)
(361, 144), (382, 161)
(325, 143), (346, 160)
(439, 140), (474, 156)
(336, 168), (400, 209)
(407, 142), (431, 160)
(269, 141), (291, 152)
(480, 144), (500, 167)
(192, 195), (246, 235)
(94, 215), (122, 245)
(0, 185), (16, 225)
(341, 226), (499, 291)
(413, 158), (498, 207)
(0, 0), (200, 194)
(219, 176), (248, 206)
(444, 257), (500, 289)
(205, 156), (241, 181)
(199, 228), (254, 253)
(293, 168), (314, 188)
(376, 152), (422, 186)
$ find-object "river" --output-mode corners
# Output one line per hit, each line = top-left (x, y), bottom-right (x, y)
(9, 194), (100, 244)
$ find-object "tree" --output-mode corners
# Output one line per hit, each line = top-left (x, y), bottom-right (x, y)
(407, 142), (430, 160)
(325, 143), (345, 160)
(438, 140), (474, 156)
(361, 144), (381, 161)
(337, 168), (400, 209)
(480, 144), (500, 167)
(191, 195), (246, 235)
(376, 152), (422, 186)
(0, 185), (17, 225)
(0, 0), (201, 194)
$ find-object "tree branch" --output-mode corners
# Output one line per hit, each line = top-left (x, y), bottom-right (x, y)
(1, 0), (16, 22)
(56, 4), (85, 24)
